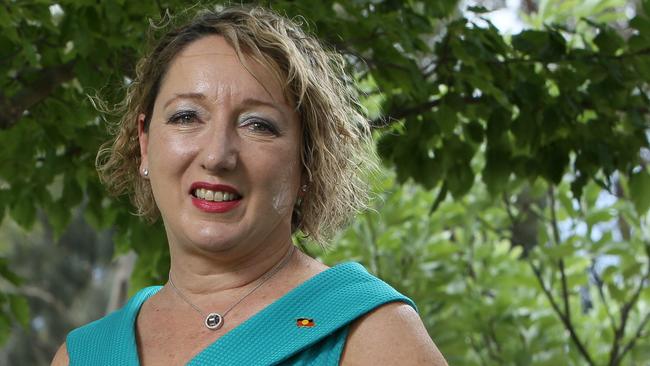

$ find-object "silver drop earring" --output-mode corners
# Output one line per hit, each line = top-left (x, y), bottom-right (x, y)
(296, 185), (308, 207)
(143, 168), (149, 177)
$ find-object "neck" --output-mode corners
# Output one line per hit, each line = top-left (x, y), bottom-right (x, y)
(166, 238), (296, 297)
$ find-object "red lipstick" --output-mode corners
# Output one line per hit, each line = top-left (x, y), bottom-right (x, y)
(190, 182), (242, 213)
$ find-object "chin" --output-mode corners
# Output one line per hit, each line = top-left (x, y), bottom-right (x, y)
(187, 227), (242, 253)
(194, 240), (239, 254)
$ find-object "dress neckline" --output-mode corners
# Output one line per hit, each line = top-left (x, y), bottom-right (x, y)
(127, 262), (362, 365)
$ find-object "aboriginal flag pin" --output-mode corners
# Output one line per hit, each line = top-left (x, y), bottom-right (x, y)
(296, 318), (315, 327)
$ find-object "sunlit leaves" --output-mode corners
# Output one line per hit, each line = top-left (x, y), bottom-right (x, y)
(377, 4), (649, 200)
(2, 0), (646, 260)
(316, 169), (649, 365)
(0, 0), (648, 363)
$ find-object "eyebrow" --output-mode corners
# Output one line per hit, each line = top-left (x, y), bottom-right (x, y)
(163, 93), (287, 114)
(163, 93), (206, 108)
(239, 97), (286, 113)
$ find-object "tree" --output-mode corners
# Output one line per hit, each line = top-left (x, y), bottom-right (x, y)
(311, 167), (649, 365)
(0, 0), (648, 364)
(0, 208), (114, 365)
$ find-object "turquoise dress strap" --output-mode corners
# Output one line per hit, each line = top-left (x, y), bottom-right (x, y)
(66, 262), (415, 365)
(66, 286), (161, 365)
(188, 262), (415, 365)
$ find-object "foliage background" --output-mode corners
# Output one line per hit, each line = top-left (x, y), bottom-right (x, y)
(0, 0), (649, 365)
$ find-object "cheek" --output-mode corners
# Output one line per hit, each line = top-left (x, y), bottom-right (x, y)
(264, 146), (302, 216)
(269, 174), (294, 215)
(148, 130), (198, 171)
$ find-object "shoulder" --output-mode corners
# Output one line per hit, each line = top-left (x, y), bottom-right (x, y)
(51, 342), (69, 366)
(340, 302), (448, 366)
(65, 286), (161, 362)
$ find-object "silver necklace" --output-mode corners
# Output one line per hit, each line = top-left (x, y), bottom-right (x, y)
(168, 245), (295, 330)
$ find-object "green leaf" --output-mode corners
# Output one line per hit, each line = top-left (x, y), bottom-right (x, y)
(570, 175), (588, 200)
(429, 0), (459, 18)
(607, 283), (626, 302)
(436, 104), (458, 135)
(10, 198), (36, 230)
(447, 163), (474, 198)
(558, 188), (578, 217)
(643, 0), (650, 17)
(586, 209), (613, 227)
(630, 15), (650, 39)
(467, 6), (490, 14)
(628, 168), (650, 215)
(486, 107), (511, 140)
(512, 30), (565, 60)
(0, 258), (22, 286)
(22, 43), (39, 67)
(465, 121), (484, 144)
(544, 243), (576, 259)
(9, 295), (29, 327)
(0, 312), (10, 345)
(539, 142), (569, 184)
(0, 6), (20, 43)
(593, 27), (624, 55)
(483, 145), (510, 195)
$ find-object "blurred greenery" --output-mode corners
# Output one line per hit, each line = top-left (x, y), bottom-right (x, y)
(0, 208), (114, 365)
(0, 0), (648, 365)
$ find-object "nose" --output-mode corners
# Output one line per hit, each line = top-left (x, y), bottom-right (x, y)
(199, 121), (238, 173)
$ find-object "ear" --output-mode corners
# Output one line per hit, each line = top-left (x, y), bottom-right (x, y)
(137, 113), (149, 176)
(298, 172), (309, 198)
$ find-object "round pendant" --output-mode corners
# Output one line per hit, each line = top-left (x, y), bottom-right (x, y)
(205, 312), (224, 330)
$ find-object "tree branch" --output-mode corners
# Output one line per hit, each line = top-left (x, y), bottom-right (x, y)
(5, 284), (67, 315)
(522, 0), (539, 14)
(372, 99), (440, 128)
(371, 96), (480, 128)
(608, 244), (650, 366)
(548, 187), (571, 320)
(468, 335), (490, 366)
(429, 181), (448, 215)
(519, 187), (594, 365)
(481, 327), (504, 364)
(423, 32), (451, 79)
(491, 47), (650, 65)
(487, 318), (503, 356)
(0, 61), (76, 130)
(591, 264), (618, 334)
(363, 212), (381, 275)
(614, 311), (650, 365)
(528, 261), (596, 366)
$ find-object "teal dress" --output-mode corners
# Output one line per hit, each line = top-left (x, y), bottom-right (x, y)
(66, 262), (415, 365)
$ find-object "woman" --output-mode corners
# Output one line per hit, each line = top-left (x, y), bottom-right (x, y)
(52, 5), (447, 365)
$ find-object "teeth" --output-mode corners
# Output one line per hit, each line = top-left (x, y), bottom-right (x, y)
(214, 191), (223, 201)
(194, 189), (238, 202)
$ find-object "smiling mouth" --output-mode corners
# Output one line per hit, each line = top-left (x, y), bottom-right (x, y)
(192, 188), (242, 202)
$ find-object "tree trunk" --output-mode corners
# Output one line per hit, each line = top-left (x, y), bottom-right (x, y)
(105, 251), (137, 314)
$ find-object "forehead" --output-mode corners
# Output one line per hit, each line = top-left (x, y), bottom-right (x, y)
(157, 35), (290, 107)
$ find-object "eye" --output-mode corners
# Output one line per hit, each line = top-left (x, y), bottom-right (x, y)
(167, 110), (199, 125)
(242, 118), (279, 135)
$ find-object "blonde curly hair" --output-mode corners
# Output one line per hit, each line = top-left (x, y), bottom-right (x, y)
(96, 5), (376, 246)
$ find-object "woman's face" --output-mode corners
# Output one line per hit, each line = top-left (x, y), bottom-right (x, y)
(138, 35), (302, 255)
